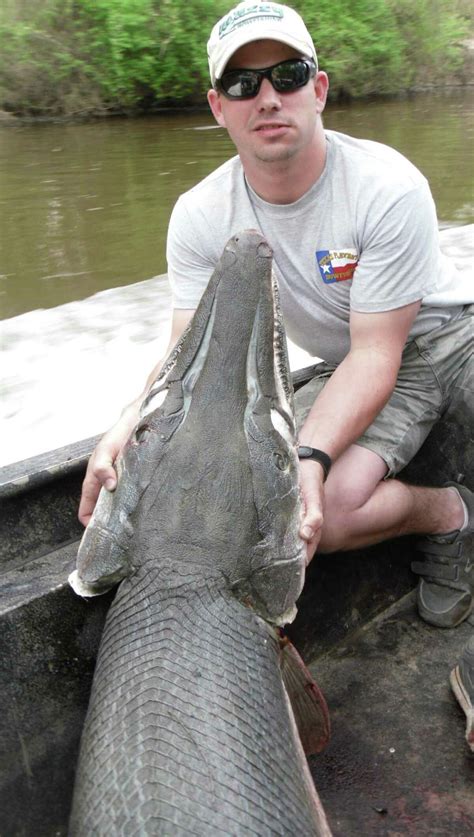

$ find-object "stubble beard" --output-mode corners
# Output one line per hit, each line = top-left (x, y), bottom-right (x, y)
(254, 145), (299, 163)
(251, 134), (302, 164)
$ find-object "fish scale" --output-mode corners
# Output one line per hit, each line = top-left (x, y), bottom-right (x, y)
(69, 231), (330, 835)
(70, 575), (326, 835)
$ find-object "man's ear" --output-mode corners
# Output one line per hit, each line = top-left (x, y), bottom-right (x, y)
(207, 89), (226, 128)
(314, 71), (329, 115)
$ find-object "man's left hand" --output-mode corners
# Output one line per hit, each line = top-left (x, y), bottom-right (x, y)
(299, 459), (326, 564)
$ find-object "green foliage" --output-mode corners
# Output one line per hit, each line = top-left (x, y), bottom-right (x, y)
(0, 0), (470, 116)
(297, 0), (406, 96)
(388, 0), (469, 88)
(295, 0), (469, 96)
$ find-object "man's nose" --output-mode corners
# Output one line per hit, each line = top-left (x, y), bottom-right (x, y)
(256, 77), (282, 109)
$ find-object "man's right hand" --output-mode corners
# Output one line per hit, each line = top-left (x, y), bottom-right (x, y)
(78, 309), (196, 528)
(78, 405), (140, 527)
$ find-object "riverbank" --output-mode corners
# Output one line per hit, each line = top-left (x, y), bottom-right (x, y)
(0, 225), (472, 469)
(0, 0), (471, 119)
(1, 80), (473, 125)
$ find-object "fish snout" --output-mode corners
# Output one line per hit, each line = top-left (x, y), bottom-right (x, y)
(224, 229), (273, 262)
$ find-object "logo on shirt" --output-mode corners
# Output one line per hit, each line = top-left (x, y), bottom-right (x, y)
(316, 250), (358, 284)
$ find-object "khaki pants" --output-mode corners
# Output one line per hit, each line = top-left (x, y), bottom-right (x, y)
(295, 305), (473, 477)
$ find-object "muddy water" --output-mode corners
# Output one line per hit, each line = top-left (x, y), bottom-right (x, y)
(0, 90), (473, 466)
(1, 89), (473, 319)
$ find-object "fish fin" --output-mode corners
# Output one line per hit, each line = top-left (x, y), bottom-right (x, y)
(279, 634), (331, 755)
(68, 569), (116, 598)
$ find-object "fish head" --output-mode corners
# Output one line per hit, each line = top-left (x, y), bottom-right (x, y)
(75, 230), (306, 622)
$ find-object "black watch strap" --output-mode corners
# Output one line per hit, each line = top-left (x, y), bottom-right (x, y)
(297, 446), (332, 481)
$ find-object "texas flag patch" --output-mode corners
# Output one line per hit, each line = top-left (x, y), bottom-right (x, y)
(316, 250), (359, 284)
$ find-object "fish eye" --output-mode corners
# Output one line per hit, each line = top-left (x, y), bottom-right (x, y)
(135, 424), (151, 443)
(273, 451), (289, 470)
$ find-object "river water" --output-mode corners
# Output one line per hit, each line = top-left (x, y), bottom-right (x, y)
(0, 90), (473, 466)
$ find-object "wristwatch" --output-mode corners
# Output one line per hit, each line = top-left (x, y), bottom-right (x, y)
(297, 446), (332, 482)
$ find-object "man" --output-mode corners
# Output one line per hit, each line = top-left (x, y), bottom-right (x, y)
(79, 2), (473, 633)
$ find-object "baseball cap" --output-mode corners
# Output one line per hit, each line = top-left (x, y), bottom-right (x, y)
(207, 2), (318, 86)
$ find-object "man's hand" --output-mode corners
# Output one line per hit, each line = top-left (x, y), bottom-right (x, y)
(78, 405), (140, 527)
(77, 310), (196, 528)
(298, 460), (326, 564)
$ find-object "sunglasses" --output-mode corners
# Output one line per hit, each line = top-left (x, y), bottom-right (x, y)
(216, 58), (317, 100)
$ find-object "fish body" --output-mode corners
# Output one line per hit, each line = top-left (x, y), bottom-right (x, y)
(69, 230), (331, 835)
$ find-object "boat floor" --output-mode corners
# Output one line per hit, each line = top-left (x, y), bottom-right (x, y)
(308, 592), (474, 835)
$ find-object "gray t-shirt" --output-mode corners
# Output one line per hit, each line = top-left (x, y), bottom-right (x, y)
(167, 130), (463, 364)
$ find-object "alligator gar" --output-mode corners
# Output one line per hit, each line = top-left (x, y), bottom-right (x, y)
(69, 230), (331, 836)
